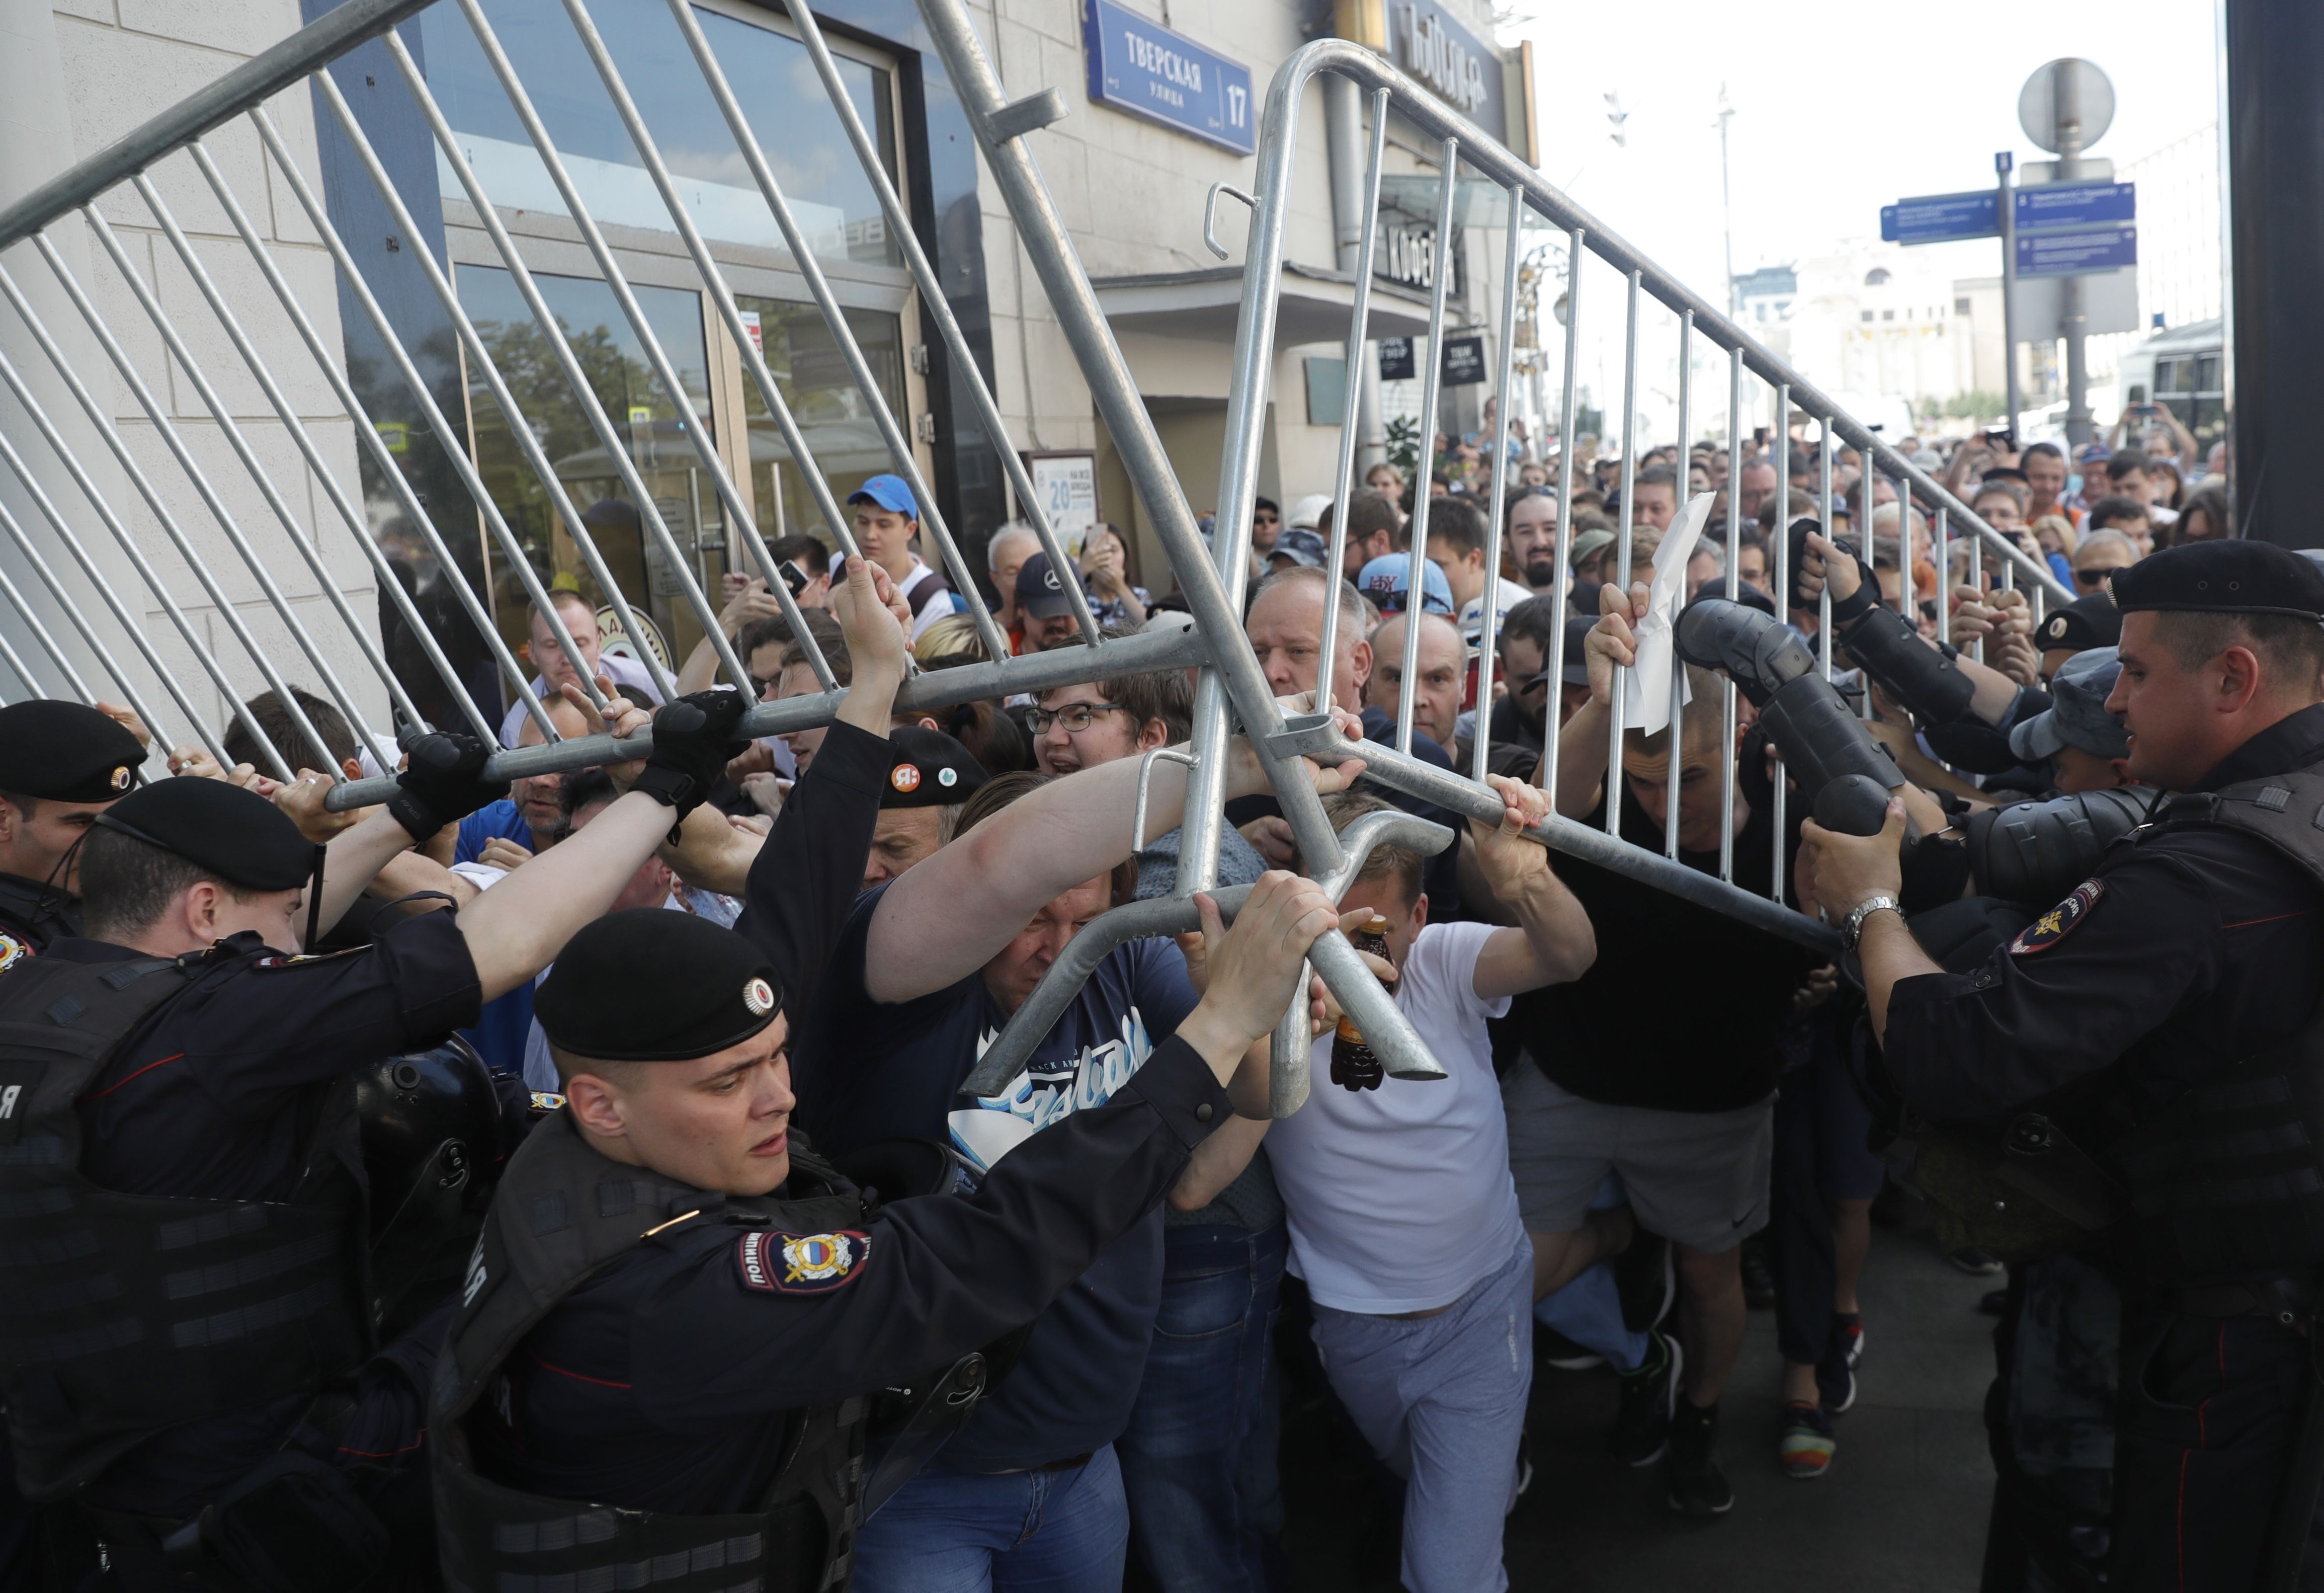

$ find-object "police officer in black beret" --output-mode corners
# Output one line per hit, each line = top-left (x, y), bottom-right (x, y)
(432, 877), (1334, 1593)
(1804, 539), (2324, 1591)
(0, 692), (752, 1589)
(0, 699), (147, 970)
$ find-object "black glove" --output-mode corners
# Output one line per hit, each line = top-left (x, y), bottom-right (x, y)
(1786, 517), (1878, 623)
(629, 689), (751, 829)
(387, 732), (507, 843)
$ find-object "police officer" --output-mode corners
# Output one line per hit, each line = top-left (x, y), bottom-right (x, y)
(432, 877), (1335, 1593)
(0, 691), (750, 1590)
(0, 699), (146, 969)
(1803, 539), (2324, 1592)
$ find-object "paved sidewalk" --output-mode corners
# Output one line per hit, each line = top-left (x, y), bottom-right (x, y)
(1278, 1200), (2001, 1591)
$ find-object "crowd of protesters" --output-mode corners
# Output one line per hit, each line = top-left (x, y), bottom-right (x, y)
(0, 404), (2242, 1593)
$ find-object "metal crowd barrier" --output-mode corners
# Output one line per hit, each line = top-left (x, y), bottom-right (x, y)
(0, 0), (2072, 1103)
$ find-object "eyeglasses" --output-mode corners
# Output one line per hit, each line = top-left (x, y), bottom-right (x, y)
(2072, 568), (2113, 588)
(1026, 701), (1126, 734)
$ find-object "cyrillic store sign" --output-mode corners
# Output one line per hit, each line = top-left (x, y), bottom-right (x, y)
(1332, 0), (1531, 158)
(1084, 0), (1256, 155)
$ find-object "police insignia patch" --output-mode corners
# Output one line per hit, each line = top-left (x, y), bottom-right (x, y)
(2009, 880), (2105, 956)
(0, 931), (29, 976)
(736, 1229), (870, 1295)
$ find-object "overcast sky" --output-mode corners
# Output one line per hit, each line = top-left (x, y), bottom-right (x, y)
(1512, 0), (2221, 306)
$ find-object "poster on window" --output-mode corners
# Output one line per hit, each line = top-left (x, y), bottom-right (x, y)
(1024, 451), (1099, 556)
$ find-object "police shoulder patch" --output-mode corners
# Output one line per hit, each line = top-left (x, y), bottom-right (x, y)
(0, 931), (31, 977)
(253, 946), (367, 970)
(2009, 879), (2106, 956)
(735, 1229), (871, 1296)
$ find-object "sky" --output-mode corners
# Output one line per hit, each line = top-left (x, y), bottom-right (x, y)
(1509, 0), (2221, 318)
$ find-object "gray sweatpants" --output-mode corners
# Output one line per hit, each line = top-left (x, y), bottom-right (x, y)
(1307, 1234), (1534, 1593)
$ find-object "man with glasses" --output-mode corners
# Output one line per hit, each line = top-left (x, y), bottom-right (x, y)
(1251, 496), (1283, 556)
(2073, 528), (2141, 595)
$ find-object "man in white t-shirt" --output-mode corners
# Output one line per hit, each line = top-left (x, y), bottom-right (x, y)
(1268, 781), (1595, 1593)
(496, 589), (666, 748)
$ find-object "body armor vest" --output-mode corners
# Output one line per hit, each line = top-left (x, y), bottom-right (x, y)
(0, 947), (369, 1501)
(2103, 769), (2324, 1288)
(432, 1109), (873, 1593)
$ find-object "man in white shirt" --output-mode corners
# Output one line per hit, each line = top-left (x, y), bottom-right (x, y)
(1268, 782), (1595, 1593)
(495, 589), (666, 748)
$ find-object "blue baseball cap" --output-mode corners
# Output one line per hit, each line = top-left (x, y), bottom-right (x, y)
(1357, 554), (1455, 615)
(847, 473), (919, 520)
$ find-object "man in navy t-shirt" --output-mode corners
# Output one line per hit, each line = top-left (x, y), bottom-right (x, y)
(793, 719), (1366, 1593)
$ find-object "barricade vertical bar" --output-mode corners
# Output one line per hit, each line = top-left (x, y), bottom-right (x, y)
(1858, 455), (1875, 716)
(0, 377), (243, 766)
(1663, 309), (1690, 860)
(1318, 84), (1390, 698)
(237, 120), (568, 739)
(74, 205), (416, 744)
(0, 541), (93, 702)
(0, 265), (313, 776)
(768, 0), (1102, 653)
(637, 2), (1021, 665)
(309, 74), (639, 711)
(454, 7), (843, 692)
(0, 493), (185, 749)
(1539, 225), (1582, 802)
(1719, 347), (1740, 883)
(1769, 384), (1789, 903)
(138, 167), (492, 742)
(1395, 137), (1460, 757)
(1936, 505), (1951, 648)
(1605, 268), (1639, 836)
(385, 27), (724, 701)
(0, 599), (46, 701)
(1472, 183), (1525, 784)
(1816, 420), (1834, 682)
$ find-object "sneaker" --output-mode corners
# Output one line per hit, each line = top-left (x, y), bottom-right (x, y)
(1508, 1428), (1535, 1515)
(1666, 1400), (1734, 1515)
(1614, 1228), (1676, 1333)
(1537, 1324), (1605, 1373)
(1815, 1355), (1857, 1415)
(1610, 1330), (1684, 1467)
(1779, 1402), (1836, 1479)
(1740, 1234), (1776, 1310)
(1947, 1247), (2005, 1277)
(1832, 1312), (1865, 1370)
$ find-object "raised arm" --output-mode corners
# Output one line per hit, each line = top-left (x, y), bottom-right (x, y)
(864, 719), (1367, 1004)
(1548, 581), (1645, 820)
(1467, 775), (1597, 998)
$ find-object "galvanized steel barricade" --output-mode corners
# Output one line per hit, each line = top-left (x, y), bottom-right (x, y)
(0, 0), (1442, 1108)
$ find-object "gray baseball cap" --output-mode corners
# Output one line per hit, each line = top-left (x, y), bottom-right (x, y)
(2008, 646), (2129, 763)
(1269, 526), (1329, 568)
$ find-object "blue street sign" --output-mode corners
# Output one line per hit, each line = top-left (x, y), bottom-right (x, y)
(2014, 180), (2136, 231)
(1880, 190), (2000, 246)
(2016, 225), (2138, 279)
(1084, 0), (1255, 155)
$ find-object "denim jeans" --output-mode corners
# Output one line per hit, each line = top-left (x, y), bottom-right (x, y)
(1118, 1221), (1289, 1593)
(850, 1444), (1128, 1593)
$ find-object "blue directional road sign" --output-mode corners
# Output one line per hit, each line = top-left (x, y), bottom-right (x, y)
(1084, 0), (1255, 155)
(2014, 180), (2136, 231)
(2016, 225), (2138, 279)
(1880, 190), (2000, 246)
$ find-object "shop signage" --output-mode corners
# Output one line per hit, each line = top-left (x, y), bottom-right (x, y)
(1333, 0), (1514, 147)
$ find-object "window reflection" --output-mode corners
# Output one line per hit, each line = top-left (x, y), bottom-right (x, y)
(421, 0), (900, 268)
(736, 296), (905, 553)
(459, 264), (721, 674)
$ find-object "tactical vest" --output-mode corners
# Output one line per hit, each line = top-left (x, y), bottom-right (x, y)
(432, 1108), (873, 1593)
(0, 947), (370, 1501)
(2102, 770), (2324, 1289)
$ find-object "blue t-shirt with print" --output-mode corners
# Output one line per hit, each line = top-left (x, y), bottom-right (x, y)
(796, 884), (1199, 1469)
(454, 800), (539, 1076)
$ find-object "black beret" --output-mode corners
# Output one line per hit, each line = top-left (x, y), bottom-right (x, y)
(92, 777), (318, 890)
(535, 910), (783, 1062)
(882, 727), (989, 810)
(0, 700), (146, 803)
(2111, 540), (2324, 622)
(2036, 593), (2123, 653)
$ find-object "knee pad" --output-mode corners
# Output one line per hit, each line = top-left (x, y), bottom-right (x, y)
(1962, 786), (2152, 908)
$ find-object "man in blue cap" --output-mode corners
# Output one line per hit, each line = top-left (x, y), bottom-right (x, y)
(845, 473), (961, 642)
(1356, 552), (1457, 617)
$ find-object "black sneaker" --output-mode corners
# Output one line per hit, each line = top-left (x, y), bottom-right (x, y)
(1667, 1400), (1735, 1516)
(1614, 1228), (1676, 1333)
(1739, 1234), (1776, 1310)
(1610, 1330), (1684, 1467)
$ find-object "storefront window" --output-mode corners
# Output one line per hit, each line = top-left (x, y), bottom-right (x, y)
(458, 263), (721, 672)
(420, 0), (900, 268)
(735, 295), (907, 553)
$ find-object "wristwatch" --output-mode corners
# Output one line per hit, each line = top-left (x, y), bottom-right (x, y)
(1840, 895), (1902, 953)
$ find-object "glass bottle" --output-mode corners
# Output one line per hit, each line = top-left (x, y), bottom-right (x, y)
(1329, 913), (1394, 1092)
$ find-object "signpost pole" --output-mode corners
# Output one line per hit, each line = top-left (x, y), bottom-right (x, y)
(2052, 63), (2093, 445)
(1998, 150), (2021, 443)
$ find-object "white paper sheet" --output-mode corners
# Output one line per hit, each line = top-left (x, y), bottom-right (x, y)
(1619, 491), (1718, 736)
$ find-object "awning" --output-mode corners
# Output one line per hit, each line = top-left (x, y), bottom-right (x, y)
(1091, 261), (1437, 347)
